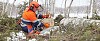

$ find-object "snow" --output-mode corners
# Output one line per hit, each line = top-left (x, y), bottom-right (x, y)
(8, 31), (26, 41)
(40, 26), (59, 36)
(6, 26), (59, 41)
(54, 13), (92, 19)
(29, 38), (37, 41)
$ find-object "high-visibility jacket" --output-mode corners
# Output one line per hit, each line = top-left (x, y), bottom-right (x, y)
(21, 7), (50, 33)
(21, 7), (43, 32)
(22, 10), (37, 22)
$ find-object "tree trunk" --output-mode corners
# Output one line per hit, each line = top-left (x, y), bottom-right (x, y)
(1, 0), (5, 17)
(50, 0), (55, 17)
(10, 0), (16, 17)
(29, 0), (33, 5)
(64, 0), (73, 18)
(64, 0), (67, 18)
(90, 0), (96, 18)
(67, 0), (73, 18)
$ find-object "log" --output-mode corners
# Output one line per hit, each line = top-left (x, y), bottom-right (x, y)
(60, 18), (100, 28)
(42, 18), (54, 27)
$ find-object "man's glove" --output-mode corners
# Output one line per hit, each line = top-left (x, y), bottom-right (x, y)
(43, 14), (51, 18)
(16, 19), (21, 25)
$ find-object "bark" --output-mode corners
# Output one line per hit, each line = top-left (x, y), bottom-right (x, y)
(29, 0), (33, 5)
(67, 0), (73, 18)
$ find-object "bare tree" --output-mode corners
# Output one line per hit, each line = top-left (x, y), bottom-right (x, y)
(5, 0), (9, 13)
(64, 0), (73, 18)
(64, 0), (67, 18)
(10, 0), (16, 17)
(44, 0), (47, 13)
(90, 0), (97, 18)
(1, 0), (5, 17)
(29, 0), (33, 5)
(49, 0), (55, 17)
(67, 0), (73, 18)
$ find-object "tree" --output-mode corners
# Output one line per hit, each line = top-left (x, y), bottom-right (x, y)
(64, 0), (73, 18)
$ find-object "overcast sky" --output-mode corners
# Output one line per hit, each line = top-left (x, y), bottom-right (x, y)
(0, 0), (90, 8)
(37, 0), (90, 8)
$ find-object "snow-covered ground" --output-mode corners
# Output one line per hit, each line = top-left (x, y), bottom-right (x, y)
(54, 13), (100, 19)
(6, 26), (59, 41)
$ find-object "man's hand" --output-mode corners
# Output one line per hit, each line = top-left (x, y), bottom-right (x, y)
(43, 14), (51, 18)
(16, 19), (21, 25)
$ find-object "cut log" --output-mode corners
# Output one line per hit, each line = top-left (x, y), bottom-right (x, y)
(42, 18), (54, 27)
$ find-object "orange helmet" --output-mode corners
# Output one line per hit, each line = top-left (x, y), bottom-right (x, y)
(30, 1), (39, 8)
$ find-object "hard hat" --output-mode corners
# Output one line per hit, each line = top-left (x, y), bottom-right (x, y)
(29, 1), (39, 8)
(29, 1), (44, 12)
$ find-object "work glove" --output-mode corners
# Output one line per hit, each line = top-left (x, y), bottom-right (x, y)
(16, 19), (21, 25)
(43, 14), (51, 18)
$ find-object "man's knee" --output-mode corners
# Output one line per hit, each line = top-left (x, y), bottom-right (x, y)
(21, 26), (28, 33)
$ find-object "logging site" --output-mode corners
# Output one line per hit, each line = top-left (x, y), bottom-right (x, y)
(0, 0), (100, 41)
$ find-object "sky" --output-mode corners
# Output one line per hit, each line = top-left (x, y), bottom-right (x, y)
(0, 0), (90, 8)
(38, 0), (90, 8)
(55, 0), (90, 8)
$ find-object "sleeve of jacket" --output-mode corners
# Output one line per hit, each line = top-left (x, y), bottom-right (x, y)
(28, 12), (38, 22)
(36, 14), (43, 19)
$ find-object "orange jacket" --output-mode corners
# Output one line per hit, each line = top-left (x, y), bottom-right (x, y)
(22, 7), (38, 30)
(22, 8), (37, 22)
(22, 7), (49, 22)
(22, 7), (50, 30)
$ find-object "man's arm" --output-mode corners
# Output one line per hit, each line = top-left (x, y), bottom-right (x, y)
(36, 14), (50, 19)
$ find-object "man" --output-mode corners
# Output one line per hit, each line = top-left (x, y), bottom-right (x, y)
(19, 1), (50, 38)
